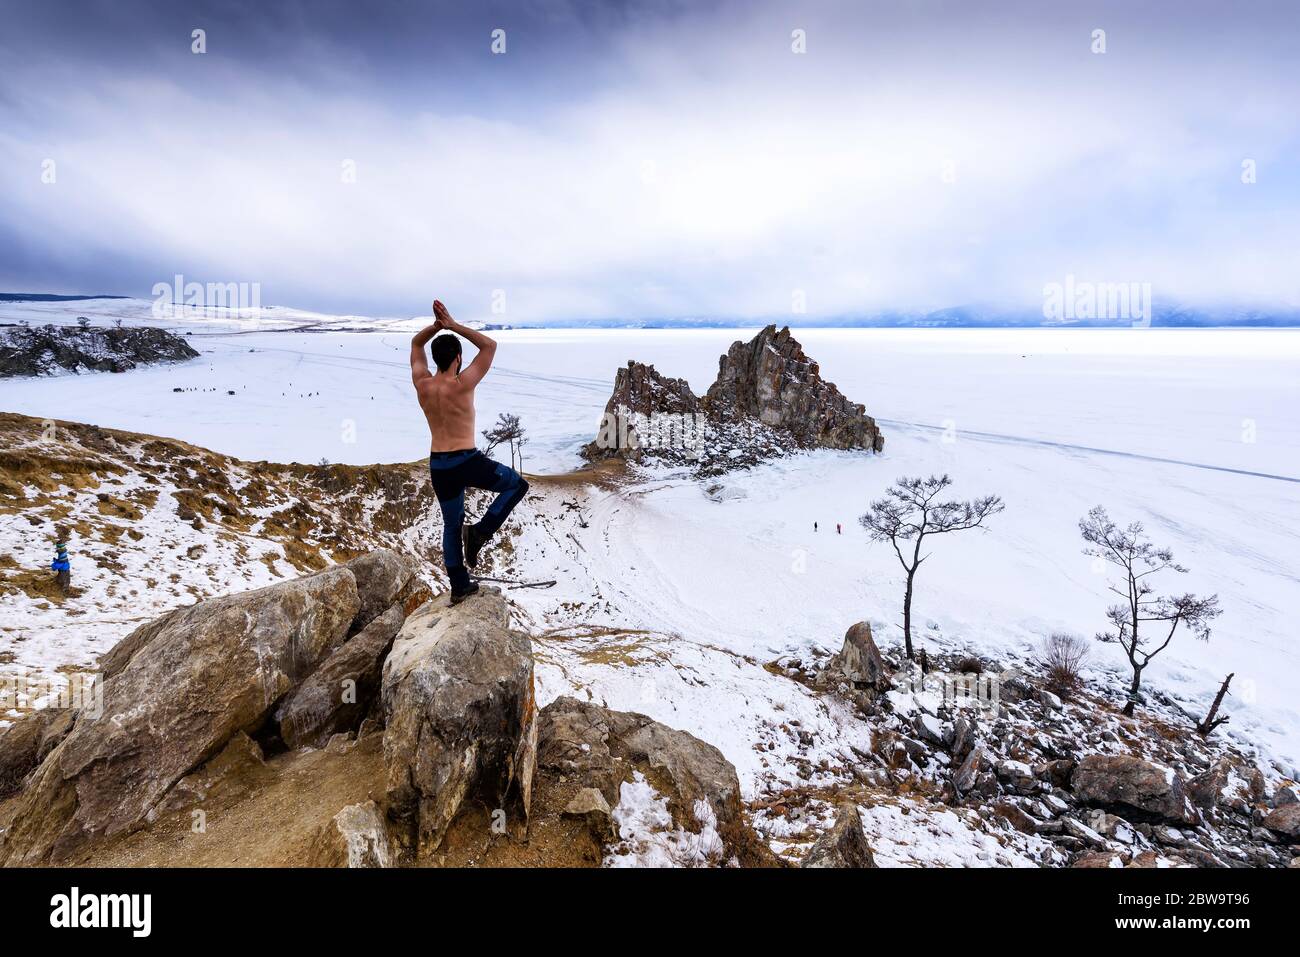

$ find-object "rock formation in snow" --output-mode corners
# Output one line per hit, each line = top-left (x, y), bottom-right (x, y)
(704, 325), (884, 452)
(0, 323), (199, 377)
(582, 325), (882, 473)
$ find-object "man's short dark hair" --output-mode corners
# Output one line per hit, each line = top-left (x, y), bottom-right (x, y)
(429, 334), (462, 372)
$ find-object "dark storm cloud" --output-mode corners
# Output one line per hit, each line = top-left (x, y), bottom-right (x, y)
(2, 0), (1299, 319)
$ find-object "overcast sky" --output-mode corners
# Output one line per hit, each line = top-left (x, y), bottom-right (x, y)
(2, 0), (1298, 321)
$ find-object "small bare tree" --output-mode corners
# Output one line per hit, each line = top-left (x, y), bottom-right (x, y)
(482, 412), (528, 472)
(1079, 506), (1221, 716)
(860, 474), (1004, 659)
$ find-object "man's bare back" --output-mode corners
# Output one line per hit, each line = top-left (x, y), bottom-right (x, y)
(410, 300), (497, 451)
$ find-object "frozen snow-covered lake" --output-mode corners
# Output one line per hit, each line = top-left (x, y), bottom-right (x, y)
(2, 300), (1298, 771)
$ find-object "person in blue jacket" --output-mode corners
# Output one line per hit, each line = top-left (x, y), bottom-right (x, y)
(51, 534), (70, 591)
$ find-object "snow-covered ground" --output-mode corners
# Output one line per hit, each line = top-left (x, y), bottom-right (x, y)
(3, 299), (1298, 858)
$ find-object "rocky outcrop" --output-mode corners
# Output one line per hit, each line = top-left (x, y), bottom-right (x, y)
(1071, 755), (1197, 825)
(816, 621), (891, 699)
(381, 589), (538, 858)
(0, 323), (199, 377)
(0, 549), (428, 865)
(704, 325), (883, 452)
(538, 695), (776, 867)
(583, 325), (882, 473)
(801, 803), (877, 868)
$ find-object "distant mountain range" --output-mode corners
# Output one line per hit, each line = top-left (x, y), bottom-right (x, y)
(2, 293), (1296, 328)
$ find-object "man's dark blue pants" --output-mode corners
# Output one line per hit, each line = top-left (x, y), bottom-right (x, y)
(428, 449), (529, 591)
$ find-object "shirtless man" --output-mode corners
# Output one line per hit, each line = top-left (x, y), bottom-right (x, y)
(411, 300), (529, 603)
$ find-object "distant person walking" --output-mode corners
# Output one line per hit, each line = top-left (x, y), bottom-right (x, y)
(814, 521), (818, 532)
(51, 531), (70, 592)
(836, 523), (842, 535)
(411, 300), (529, 605)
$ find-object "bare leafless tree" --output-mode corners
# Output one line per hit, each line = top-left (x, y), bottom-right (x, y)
(482, 412), (528, 471)
(1079, 506), (1221, 717)
(860, 475), (1004, 659)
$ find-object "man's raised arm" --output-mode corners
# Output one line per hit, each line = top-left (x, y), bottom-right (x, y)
(410, 320), (440, 385)
(434, 300), (497, 387)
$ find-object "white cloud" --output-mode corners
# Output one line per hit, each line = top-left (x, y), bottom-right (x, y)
(2, 0), (1298, 319)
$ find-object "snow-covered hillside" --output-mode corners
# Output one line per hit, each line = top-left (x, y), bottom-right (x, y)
(1, 301), (1297, 865)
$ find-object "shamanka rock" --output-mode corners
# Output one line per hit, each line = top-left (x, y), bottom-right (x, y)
(704, 324), (883, 452)
(583, 325), (883, 473)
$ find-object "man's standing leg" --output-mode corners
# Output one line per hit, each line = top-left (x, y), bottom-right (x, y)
(435, 490), (475, 596)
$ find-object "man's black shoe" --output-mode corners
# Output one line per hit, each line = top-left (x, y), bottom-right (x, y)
(449, 581), (480, 605)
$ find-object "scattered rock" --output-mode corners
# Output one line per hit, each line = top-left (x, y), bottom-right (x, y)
(306, 800), (394, 868)
(537, 696), (775, 867)
(1072, 850), (1124, 868)
(561, 787), (616, 845)
(1261, 803), (1300, 842)
(819, 622), (891, 694)
(801, 803), (877, 868)
(1071, 754), (1197, 825)
(949, 715), (978, 762)
(996, 759), (1038, 795)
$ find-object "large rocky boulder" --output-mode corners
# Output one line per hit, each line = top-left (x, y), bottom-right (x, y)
(381, 589), (538, 858)
(1071, 754), (1197, 825)
(537, 696), (775, 867)
(0, 550), (426, 865)
(801, 803), (877, 868)
(703, 325), (883, 452)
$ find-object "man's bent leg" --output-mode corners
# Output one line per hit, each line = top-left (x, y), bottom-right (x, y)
(472, 459), (529, 540)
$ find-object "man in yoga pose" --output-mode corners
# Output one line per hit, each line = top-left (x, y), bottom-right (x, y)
(412, 300), (529, 603)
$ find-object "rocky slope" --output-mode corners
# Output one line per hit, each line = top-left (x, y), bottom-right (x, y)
(0, 564), (782, 867)
(0, 323), (199, 377)
(763, 623), (1299, 868)
(582, 325), (883, 474)
(2, 414), (1294, 868)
